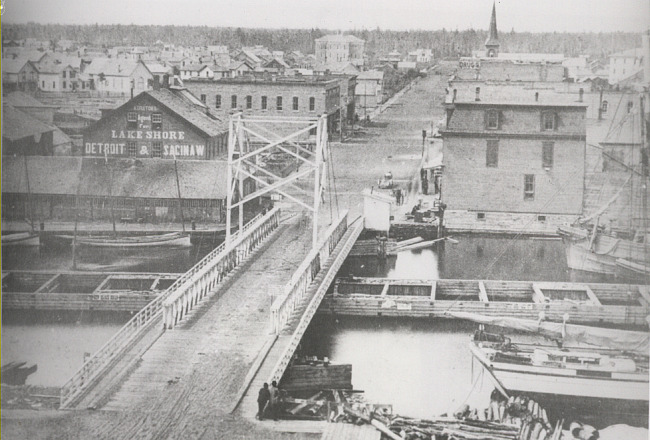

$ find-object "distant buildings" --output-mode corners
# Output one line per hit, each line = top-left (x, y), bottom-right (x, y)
(315, 34), (365, 67)
(355, 70), (384, 115)
(608, 48), (644, 85)
(82, 58), (154, 95)
(440, 86), (587, 232)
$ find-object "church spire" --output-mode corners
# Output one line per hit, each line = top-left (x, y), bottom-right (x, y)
(485, 1), (500, 57)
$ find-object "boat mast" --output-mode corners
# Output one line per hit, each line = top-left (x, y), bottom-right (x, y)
(173, 155), (186, 233)
(22, 155), (35, 233)
(640, 93), (649, 281)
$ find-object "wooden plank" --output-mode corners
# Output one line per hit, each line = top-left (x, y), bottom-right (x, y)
(531, 284), (546, 304)
(430, 281), (436, 301)
(478, 281), (489, 303)
(637, 286), (650, 307)
(583, 285), (602, 306)
(33, 274), (62, 293)
(380, 283), (389, 297)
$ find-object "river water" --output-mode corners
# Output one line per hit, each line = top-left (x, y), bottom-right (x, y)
(0, 235), (611, 393)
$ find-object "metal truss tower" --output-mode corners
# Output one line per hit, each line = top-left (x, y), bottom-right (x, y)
(225, 113), (329, 249)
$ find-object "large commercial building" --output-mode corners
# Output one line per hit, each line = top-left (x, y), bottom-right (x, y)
(83, 88), (228, 160)
(184, 76), (342, 134)
(440, 86), (587, 233)
(315, 34), (365, 67)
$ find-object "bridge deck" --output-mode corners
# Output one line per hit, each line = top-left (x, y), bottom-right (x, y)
(78, 216), (319, 438)
(236, 219), (363, 426)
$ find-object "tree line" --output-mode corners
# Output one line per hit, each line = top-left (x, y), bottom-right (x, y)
(3, 23), (641, 59)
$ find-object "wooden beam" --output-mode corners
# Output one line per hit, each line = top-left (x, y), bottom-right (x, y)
(638, 286), (650, 308)
(430, 281), (437, 301)
(34, 274), (62, 294)
(380, 283), (390, 297)
(531, 284), (546, 304)
(583, 285), (602, 306)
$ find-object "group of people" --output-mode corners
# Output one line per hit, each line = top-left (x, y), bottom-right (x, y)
(256, 381), (280, 421)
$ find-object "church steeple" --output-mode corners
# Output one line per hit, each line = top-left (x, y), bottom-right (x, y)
(485, 2), (500, 57)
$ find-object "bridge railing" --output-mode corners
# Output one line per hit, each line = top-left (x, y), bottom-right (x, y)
(268, 217), (364, 384)
(270, 210), (349, 335)
(59, 208), (280, 409)
(163, 208), (281, 329)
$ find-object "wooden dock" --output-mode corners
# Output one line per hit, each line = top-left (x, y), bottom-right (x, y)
(1, 270), (181, 312)
(318, 277), (650, 327)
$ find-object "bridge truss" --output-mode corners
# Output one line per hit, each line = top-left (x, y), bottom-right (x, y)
(226, 113), (330, 249)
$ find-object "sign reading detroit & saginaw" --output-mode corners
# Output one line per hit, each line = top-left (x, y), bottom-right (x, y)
(84, 129), (206, 158)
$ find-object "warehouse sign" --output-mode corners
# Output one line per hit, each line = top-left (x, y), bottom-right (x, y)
(110, 129), (186, 140)
(84, 142), (206, 157)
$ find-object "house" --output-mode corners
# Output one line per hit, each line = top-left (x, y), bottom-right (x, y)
(83, 58), (154, 95)
(355, 70), (384, 113)
(82, 88), (228, 160)
(609, 48), (644, 85)
(230, 60), (255, 77)
(440, 86), (587, 233)
(312, 61), (359, 76)
(262, 58), (290, 74)
(315, 34), (365, 67)
(1, 59), (39, 92)
(143, 62), (174, 87)
(34, 58), (78, 92)
(233, 49), (263, 69)
(408, 49), (433, 64)
(179, 63), (214, 80)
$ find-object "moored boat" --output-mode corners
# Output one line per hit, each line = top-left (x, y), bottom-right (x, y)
(57, 231), (191, 248)
(1, 232), (40, 247)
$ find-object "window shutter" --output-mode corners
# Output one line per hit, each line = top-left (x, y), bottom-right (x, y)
(554, 113), (559, 131)
(498, 110), (504, 130)
(484, 110), (488, 129)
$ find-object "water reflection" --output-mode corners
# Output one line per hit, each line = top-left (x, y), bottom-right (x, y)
(341, 235), (613, 283)
(1, 311), (130, 386)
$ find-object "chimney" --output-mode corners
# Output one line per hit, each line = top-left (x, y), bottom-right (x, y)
(535, 92), (539, 102)
(475, 87), (480, 102)
(578, 88), (584, 102)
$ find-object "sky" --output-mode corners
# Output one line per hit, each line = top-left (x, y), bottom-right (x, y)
(3, 0), (649, 33)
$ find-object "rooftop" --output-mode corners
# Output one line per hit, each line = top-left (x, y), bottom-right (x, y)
(2, 105), (55, 142)
(2, 156), (229, 199)
(315, 34), (365, 43)
(447, 84), (588, 107)
(4, 91), (59, 109)
(189, 75), (340, 86)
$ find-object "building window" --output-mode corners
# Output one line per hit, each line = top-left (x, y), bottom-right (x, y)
(476, 212), (486, 220)
(486, 109), (499, 129)
(486, 139), (499, 168)
(127, 142), (137, 157)
(293, 96), (299, 111)
(152, 112), (163, 130)
(601, 100), (608, 113)
(200, 94), (206, 103)
(627, 101), (633, 113)
(542, 112), (556, 131)
(127, 111), (138, 129)
(542, 142), (554, 169)
(524, 174), (535, 200)
(63, 81), (67, 89)
(246, 95), (252, 109)
(152, 142), (162, 158)
(53, 81), (56, 89)
(42, 81), (45, 88)
(276, 96), (283, 110)
(261, 96), (267, 110)
(309, 97), (315, 111)
(215, 95), (221, 108)
(537, 215), (546, 222)
(70, 71), (76, 79)
(231, 95), (237, 109)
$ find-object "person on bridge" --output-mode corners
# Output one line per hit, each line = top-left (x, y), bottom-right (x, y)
(257, 383), (270, 420)
(269, 380), (280, 421)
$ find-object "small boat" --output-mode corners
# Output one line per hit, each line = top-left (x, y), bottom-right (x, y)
(58, 232), (191, 248)
(1, 232), (40, 247)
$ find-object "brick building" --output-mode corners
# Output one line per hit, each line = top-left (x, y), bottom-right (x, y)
(440, 86), (587, 233)
(83, 88), (228, 160)
(183, 76), (342, 134)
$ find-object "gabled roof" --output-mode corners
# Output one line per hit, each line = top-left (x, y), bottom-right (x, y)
(4, 91), (58, 109)
(181, 63), (210, 72)
(237, 49), (262, 64)
(143, 62), (173, 75)
(84, 58), (151, 77)
(2, 105), (55, 142)
(1, 58), (33, 74)
(263, 58), (290, 69)
(315, 34), (365, 43)
(89, 89), (226, 138)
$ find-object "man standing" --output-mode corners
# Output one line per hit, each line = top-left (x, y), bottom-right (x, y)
(269, 380), (280, 421)
(257, 383), (270, 420)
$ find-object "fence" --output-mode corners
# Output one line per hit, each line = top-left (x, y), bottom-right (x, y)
(163, 208), (281, 329)
(269, 211), (349, 335)
(267, 217), (364, 385)
(59, 208), (280, 409)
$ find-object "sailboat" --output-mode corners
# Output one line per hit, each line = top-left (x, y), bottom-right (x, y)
(61, 157), (191, 249)
(451, 311), (650, 425)
(557, 94), (649, 280)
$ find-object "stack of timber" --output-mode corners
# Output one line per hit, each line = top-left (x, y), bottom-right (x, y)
(1, 270), (180, 312)
(281, 389), (365, 421)
(338, 393), (555, 440)
(318, 277), (650, 327)
(280, 361), (352, 392)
